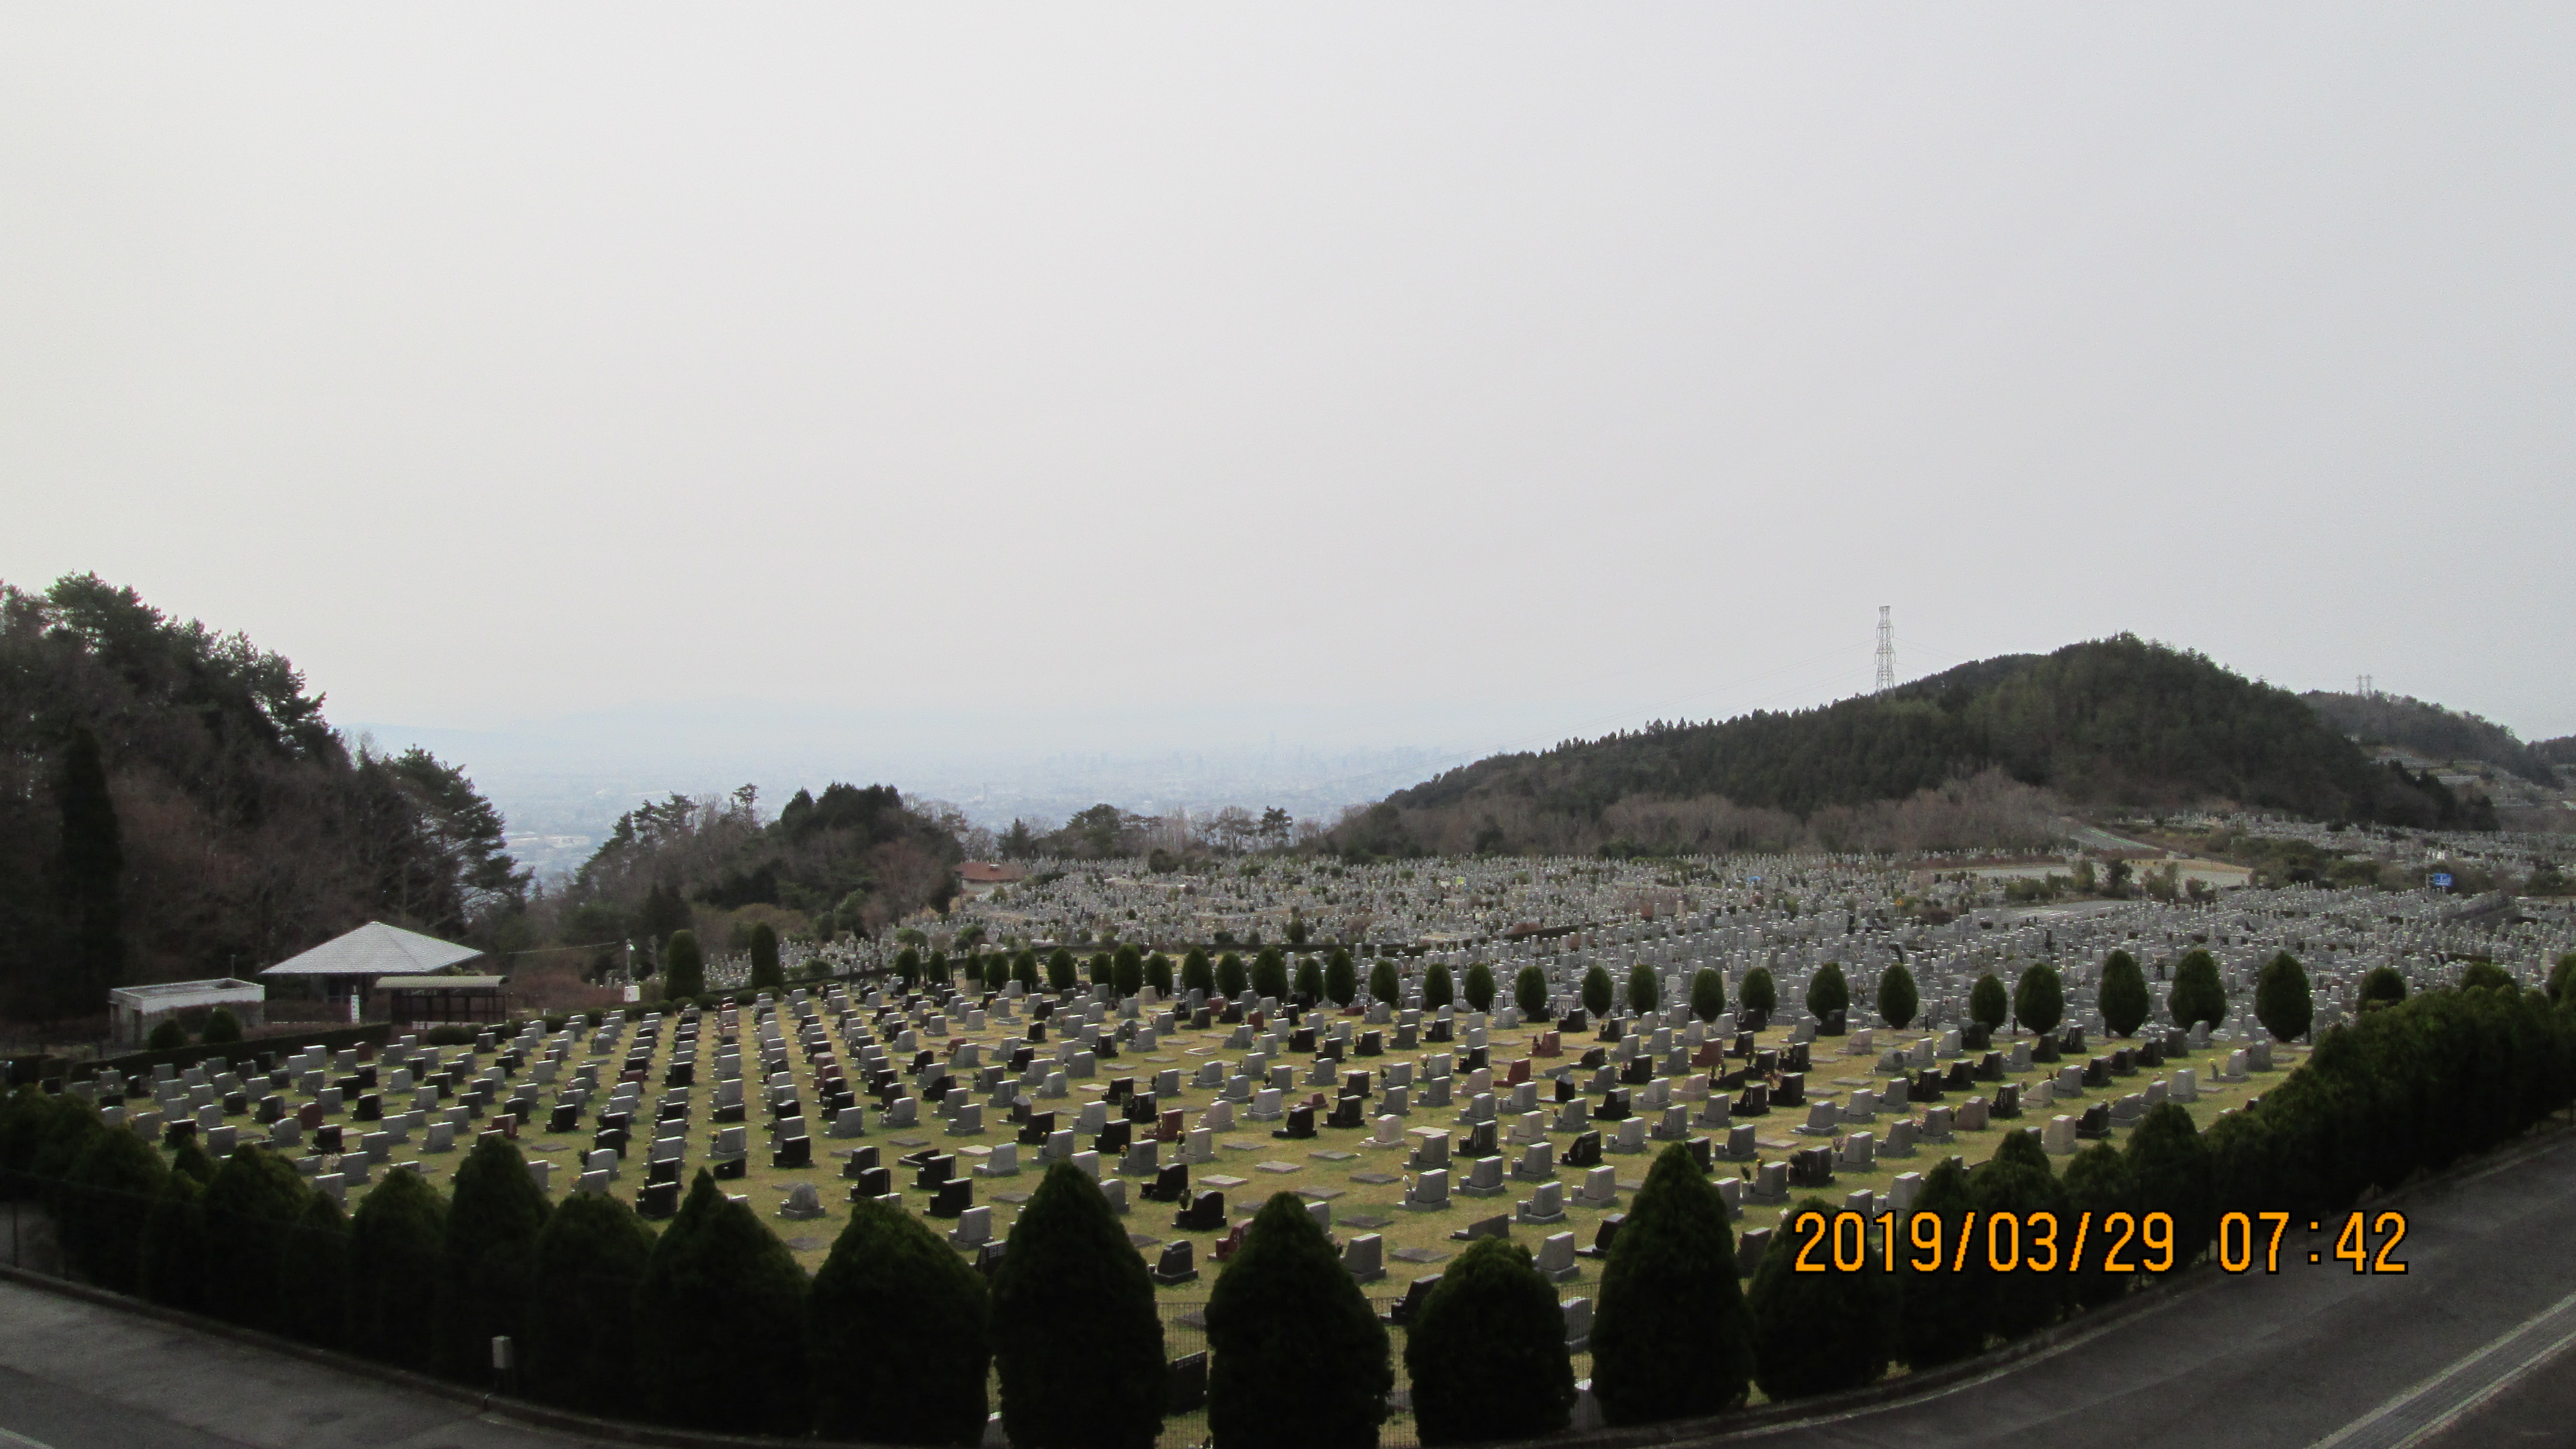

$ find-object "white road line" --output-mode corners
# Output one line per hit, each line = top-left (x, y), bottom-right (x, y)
(2308, 1286), (2576, 1449)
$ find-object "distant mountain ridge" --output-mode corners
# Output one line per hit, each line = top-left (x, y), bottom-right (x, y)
(1336, 636), (2492, 857)
(2303, 690), (2561, 786)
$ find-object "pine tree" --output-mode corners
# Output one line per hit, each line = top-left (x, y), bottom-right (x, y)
(2168, 949), (2227, 1031)
(1014, 949), (1041, 992)
(1146, 952), (1173, 996)
(1325, 951), (1357, 1008)
(1114, 944), (1144, 997)
(1580, 966), (1612, 1019)
(1877, 964), (1918, 1031)
(1894, 1159), (1984, 1368)
(1749, 1197), (1896, 1400)
(1048, 948), (1078, 992)
(1206, 1193), (1390, 1449)
(1626, 964), (1658, 1015)
(636, 1172), (810, 1433)
(1589, 1144), (1755, 1423)
(279, 1189), (350, 1344)
(1368, 959), (1399, 1005)
(435, 1135), (552, 1381)
(2257, 951), (2314, 1042)
(993, 1162), (1164, 1449)
(1690, 968), (1725, 1023)
(1741, 967), (1778, 1019)
(1805, 963), (1849, 1024)
(749, 921), (783, 991)
(1216, 951), (1248, 998)
(201, 1143), (312, 1334)
(1970, 973), (2009, 1033)
(2014, 964), (2064, 1036)
(1253, 948), (1289, 1002)
(527, 1191), (657, 1415)
(348, 1168), (448, 1371)
(1405, 1237), (1574, 1445)
(2060, 1143), (2135, 1309)
(1423, 964), (1454, 1011)
(809, 1196), (989, 1445)
(56, 726), (126, 1017)
(663, 929), (705, 1001)
(1515, 964), (1549, 1020)
(2099, 950), (2149, 1037)
(1183, 949), (1214, 995)
(1465, 962), (1495, 1013)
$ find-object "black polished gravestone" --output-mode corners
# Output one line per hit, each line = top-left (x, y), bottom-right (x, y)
(840, 1144), (882, 1178)
(1576, 1046), (1607, 1072)
(1096, 1119), (1132, 1155)
(1385, 1273), (1443, 1328)
(2083, 1057), (2112, 1090)
(1464, 1120), (1499, 1159)
(1977, 1051), (2006, 1082)
(353, 1093), (381, 1121)
(2076, 1104), (2111, 1141)
(1326, 1095), (1365, 1130)
(640, 1180), (680, 1219)
(2110, 1049), (2137, 1077)
(1993, 1083), (2023, 1119)
(548, 1102), (583, 1133)
(772, 1135), (812, 1170)
(930, 1177), (973, 1218)
(1619, 1056), (1652, 1086)
(1942, 1060), (1975, 1093)
(1142, 1163), (1190, 1204)
(713, 1155), (747, 1180)
(1687, 1135), (1715, 1172)
(1783, 1041), (1812, 1074)
(1166, 1351), (1208, 1414)
(1822, 1008), (1847, 1036)
(914, 1153), (956, 1191)
(1124, 1091), (1159, 1125)
(1912, 1071), (1945, 1103)
(847, 1166), (892, 1200)
(1789, 1145), (1835, 1190)
(647, 1158), (681, 1187)
(1151, 1240), (1199, 1287)
(1555, 1076), (1580, 1104)
(2032, 1036), (2062, 1065)
(1017, 1111), (1056, 1146)
(664, 1060), (694, 1088)
(1597, 1088), (1632, 1122)
(1564, 1130), (1603, 1168)
(1106, 1076), (1135, 1105)
(1272, 1104), (1317, 1142)
(1960, 1022), (1992, 1053)
(1578, 1213), (1626, 1259)
(1735, 1082), (1770, 1117)
(1175, 1190), (1227, 1232)
(314, 1125), (344, 1155)
(1773, 1074), (1804, 1109)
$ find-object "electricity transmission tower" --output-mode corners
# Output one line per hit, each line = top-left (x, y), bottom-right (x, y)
(1874, 607), (1896, 693)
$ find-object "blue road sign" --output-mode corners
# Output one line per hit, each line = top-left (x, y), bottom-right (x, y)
(2431, 872), (2455, 890)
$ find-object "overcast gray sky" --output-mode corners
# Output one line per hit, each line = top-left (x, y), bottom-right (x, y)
(6, 4), (2572, 788)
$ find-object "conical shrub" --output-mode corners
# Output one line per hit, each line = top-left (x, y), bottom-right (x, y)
(1404, 1237), (1573, 1445)
(435, 1135), (553, 1380)
(1895, 1159), (1985, 1368)
(809, 1195), (989, 1445)
(2060, 1143), (2135, 1309)
(60, 1124), (166, 1294)
(2124, 1103), (2212, 1271)
(278, 1188), (350, 1345)
(201, 1143), (312, 1334)
(1589, 1144), (1754, 1423)
(1206, 1192), (1390, 1449)
(527, 1190), (657, 1415)
(636, 1172), (810, 1433)
(2099, 951), (2149, 1037)
(140, 1169), (206, 1311)
(349, 1167), (448, 1370)
(992, 1162), (1164, 1449)
(1749, 1197), (1896, 1400)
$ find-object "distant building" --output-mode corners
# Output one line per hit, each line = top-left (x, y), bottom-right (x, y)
(375, 974), (511, 1027)
(958, 861), (1026, 897)
(259, 921), (486, 1020)
(107, 978), (265, 1048)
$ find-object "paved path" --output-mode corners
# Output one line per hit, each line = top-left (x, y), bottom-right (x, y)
(4, 1129), (2575, 1449)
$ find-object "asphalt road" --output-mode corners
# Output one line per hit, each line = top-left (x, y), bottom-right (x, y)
(4, 1129), (2575, 1449)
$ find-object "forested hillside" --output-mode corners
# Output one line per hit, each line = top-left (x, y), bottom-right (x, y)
(2303, 690), (2560, 785)
(0, 575), (527, 1022)
(1339, 636), (2494, 858)
(550, 780), (962, 973)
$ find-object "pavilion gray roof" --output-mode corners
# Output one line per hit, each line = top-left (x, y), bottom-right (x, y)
(260, 921), (483, 979)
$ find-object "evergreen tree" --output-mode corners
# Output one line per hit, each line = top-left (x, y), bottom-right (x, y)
(2360, 965), (2408, 1011)
(2257, 951), (2314, 1042)
(993, 1162), (1164, 1449)
(902, 948), (927, 989)
(1465, 962), (1495, 1014)
(1114, 944), (1144, 997)
(1367, 959), (1399, 1005)
(2060, 1143), (2135, 1309)
(749, 921), (783, 991)
(201, 1143), (312, 1333)
(202, 1007), (243, 1045)
(1805, 963), (1849, 1024)
(435, 1135), (553, 1381)
(1749, 1198), (1896, 1400)
(56, 726), (126, 1017)
(1206, 1193), (1391, 1449)
(1252, 948), (1289, 1002)
(527, 1191), (656, 1415)
(1216, 951), (1248, 999)
(60, 1125), (166, 1295)
(2460, 960), (2514, 992)
(140, 1169), (207, 1311)
(348, 1168), (447, 1370)
(636, 1172), (810, 1433)
(1971, 1135), (2068, 1339)
(1183, 949), (1214, 996)
(1146, 952), (1173, 996)
(168, 1134), (217, 1187)
(1877, 964), (1918, 1031)
(1589, 1144), (1755, 1423)
(2549, 952), (2576, 1006)
(1405, 1237), (1574, 1445)
(1580, 966), (1613, 1019)
(1626, 964), (1658, 1015)
(1741, 967), (1778, 1019)
(1894, 1159), (1984, 1368)
(809, 1196), (990, 1446)
(2168, 949), (2227, 1030)
(1970, 973), (2009, 1033)
(2123, 1103), (2212, 1272)
(2099, 951), (2149, 1037)
(1423, 963), (1454, 1011)
(2014, 963), (2064, 1036)
(1515, 964), (1549, 1020)
(1293, 956), (1324, 1002)
(148, 1019), (187, 1051)
(1689, 968), (1725, 1023)
(1048, 948), (1078, 992)
(279, 1189), (350, 1345)
(663, 929), (705, 1001)
(1325, 950), (1357, 1008)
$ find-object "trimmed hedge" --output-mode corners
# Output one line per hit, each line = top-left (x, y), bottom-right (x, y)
(1750, 1196), (1896, 1401)
(2060, 1143), (2134, 1310)
(2099, 951), (2149, 1038)
(349, 1167), (448, 1371)
(1740, 967), (1777, 1018)
(1877, 965), (1917, 1032)
(435, 1135), (552, 1381)
(1626, 964), (1658, 1016)
(1424, 964), (1455, 1012)
(1589, 1144), (1754, 1424)
(1516, 965), (1548, 1020)
(637, 1172), (810, 1434)
(1804, 964), (1848, 1024)
(2013, 964), (2064, 1036)
(1465, 963), (1496, 1014)
(1895, 1159), (1982, 1368)
(59, 1123), (165, 1295)
(1690, 968), (1725, 1024)
(1405, 1237), (1574, 1445)
(1970, 972), (2009, 1032)
(809, 1195), (990, 1446)
(2257, 952), (2314, 1041)
(1580, 967), (1612, 1019)
(527, 1190), (657, 1415)
(2168, 948), (2225, 1030)
(279, 1188), (349, 1344)
(993, 1162), (1165, 1449)
(1206, 1192), (1390, 1449)
(201, 1143), (312, 1335)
